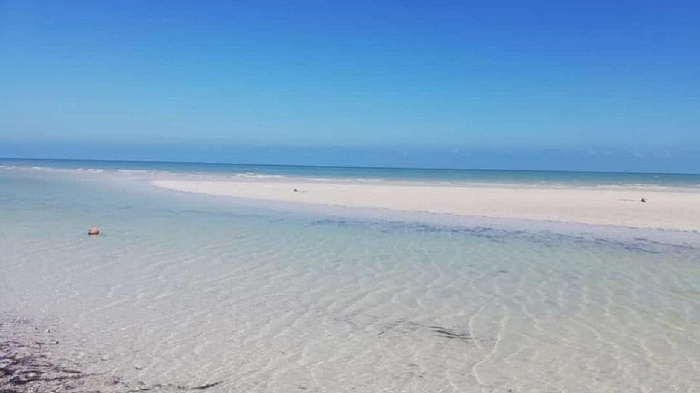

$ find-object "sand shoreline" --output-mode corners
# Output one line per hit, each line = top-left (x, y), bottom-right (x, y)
(152, 179), (700, 232)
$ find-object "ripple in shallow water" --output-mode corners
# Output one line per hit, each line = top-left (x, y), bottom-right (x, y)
(1, 172), (699, 392)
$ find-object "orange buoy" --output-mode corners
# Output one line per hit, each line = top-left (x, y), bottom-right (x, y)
(88, 227), (100, 236)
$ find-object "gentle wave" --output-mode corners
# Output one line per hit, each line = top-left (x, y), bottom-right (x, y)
(232, 172), (287, 179)
(118, 169), (150, 173)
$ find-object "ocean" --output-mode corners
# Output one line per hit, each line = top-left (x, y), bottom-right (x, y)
(1, 159), (699, 392)
(2, 157), (700, 187)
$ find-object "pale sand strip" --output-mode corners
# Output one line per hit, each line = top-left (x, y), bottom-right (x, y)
(153, 180), (700, 231)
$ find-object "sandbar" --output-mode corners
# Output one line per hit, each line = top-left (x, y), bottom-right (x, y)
(153, 180), (700, 232)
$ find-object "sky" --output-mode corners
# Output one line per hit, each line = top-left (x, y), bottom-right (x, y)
(1, 1), (699, 172)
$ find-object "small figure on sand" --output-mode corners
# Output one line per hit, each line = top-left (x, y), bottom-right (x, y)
(87, 227), (100, 236)
(293, 188), (299, 192)
(641, 198), (647, 203)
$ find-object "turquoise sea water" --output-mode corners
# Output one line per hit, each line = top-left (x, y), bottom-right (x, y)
(1, 161), (699, 392)
(2, 157), (700, 187)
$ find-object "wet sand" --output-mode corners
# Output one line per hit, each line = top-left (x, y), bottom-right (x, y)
(153, 180), (700, 231)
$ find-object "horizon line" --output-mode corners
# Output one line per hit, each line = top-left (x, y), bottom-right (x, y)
(1, 156), (699, 177)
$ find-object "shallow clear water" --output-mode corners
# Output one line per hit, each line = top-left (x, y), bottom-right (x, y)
(1, 168), (699, 392)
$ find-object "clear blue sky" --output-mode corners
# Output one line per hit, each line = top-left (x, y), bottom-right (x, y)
(1, 1), (699, 172)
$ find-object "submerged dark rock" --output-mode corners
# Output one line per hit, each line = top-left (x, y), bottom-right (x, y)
(378, 318), (473, 343)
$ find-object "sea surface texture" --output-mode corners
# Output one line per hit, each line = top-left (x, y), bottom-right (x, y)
(1, 161), (699, 392)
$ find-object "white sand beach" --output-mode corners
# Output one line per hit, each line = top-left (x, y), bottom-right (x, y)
(153, 180), (700, 232)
